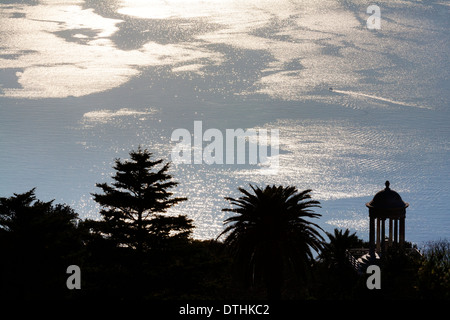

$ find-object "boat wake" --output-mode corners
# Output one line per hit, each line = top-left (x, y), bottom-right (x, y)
(330, 89), (432, 110)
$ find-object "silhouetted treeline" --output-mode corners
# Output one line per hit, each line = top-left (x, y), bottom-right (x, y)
(0, 148), (448, 300)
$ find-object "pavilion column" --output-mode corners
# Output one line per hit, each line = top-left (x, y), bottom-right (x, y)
(394, 218), (398, 244)
(388, 218), (393, 246)
(369, 216), (375, 258)
(399, 216), (405, 245)
(376, 218), (381, 252)
(381, 218), (386, 253)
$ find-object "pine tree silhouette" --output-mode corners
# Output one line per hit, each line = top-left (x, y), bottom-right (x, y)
(90, 147), (192, 254)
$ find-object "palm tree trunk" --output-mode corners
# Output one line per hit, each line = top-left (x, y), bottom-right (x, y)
(265, 247), (283, 300)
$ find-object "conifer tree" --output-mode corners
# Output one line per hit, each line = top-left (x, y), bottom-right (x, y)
(91, 147), (192, 254)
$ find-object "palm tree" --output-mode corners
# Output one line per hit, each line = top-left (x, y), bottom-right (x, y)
(218, 185), (324, 299)
(320, 228), (363, 271)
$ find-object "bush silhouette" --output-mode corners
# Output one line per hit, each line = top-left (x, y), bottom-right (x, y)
(0, 188), (82, 299)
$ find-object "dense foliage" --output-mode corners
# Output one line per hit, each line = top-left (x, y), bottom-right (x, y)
(0, 149), (448, 300)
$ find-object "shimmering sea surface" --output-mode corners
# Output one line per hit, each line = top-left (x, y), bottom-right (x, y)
(0, 0), (449, 244)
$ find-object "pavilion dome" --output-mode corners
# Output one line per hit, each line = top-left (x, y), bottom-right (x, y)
(366, 181), (409, 209)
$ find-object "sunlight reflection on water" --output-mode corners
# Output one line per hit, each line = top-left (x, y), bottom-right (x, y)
(0, 0), (448, 243)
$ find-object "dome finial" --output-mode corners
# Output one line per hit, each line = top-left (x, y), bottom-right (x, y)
(385, 181), (390, 189)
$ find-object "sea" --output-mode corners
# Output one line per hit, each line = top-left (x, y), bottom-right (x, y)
(0, 0), (449, 246)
